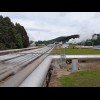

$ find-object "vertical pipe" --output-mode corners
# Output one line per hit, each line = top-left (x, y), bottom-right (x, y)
(71, 58), (78, 72)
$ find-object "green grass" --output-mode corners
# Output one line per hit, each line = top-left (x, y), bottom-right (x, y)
(52, 48), (100, 55)
(60, 70), (100, 87)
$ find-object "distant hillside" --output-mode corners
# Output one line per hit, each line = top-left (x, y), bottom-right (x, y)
(0, 15), (29, 50)
(35, 34), (80, 45)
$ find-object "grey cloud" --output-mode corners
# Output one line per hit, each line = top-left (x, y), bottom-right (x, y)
(0, 12), (100, 42)
(27, 28), (51, 32)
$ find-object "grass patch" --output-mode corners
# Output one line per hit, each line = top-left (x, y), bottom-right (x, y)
(52, 48), (100, 55)
(60, 70), (100, 87)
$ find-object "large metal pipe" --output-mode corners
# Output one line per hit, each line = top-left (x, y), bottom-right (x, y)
(53, 55), (100, 59)
(19, 55), (100, 87)
(0, 47), (38, 55)
(19, 56), (52, 87)
(19, 46), (54, 87)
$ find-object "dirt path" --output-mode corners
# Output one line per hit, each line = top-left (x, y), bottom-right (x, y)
(48, 63), (71, 87)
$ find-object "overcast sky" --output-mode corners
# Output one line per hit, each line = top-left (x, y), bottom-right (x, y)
(0, 12), (100, 42)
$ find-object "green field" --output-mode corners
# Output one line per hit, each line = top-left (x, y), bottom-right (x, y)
(60, 70), (100, 87)
(52, 48), (100, 55)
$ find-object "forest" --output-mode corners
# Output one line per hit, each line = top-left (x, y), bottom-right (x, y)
(0, 15), (29, 50)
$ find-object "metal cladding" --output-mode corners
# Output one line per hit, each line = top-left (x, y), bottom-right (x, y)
(19, 56), (52, 87)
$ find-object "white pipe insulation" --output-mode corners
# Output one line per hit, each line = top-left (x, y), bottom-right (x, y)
(19, 56), (52, 87)
(19, 55), (100, 87)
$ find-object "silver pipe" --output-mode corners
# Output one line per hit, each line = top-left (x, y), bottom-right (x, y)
(19, 56), (52, 87)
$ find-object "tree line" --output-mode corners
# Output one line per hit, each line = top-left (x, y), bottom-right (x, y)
(0, 15), (29, 50)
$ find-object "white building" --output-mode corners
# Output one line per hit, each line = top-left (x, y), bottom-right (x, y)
(61, 44), (69, 48)
(59, 42), (63, 44)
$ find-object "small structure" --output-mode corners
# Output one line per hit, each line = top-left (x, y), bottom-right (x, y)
(61, 43), (69, 48)
(59, 42), (63, 45)
(30, 42), (36, 46)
